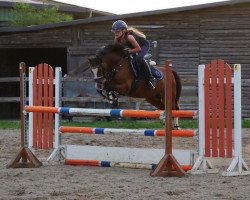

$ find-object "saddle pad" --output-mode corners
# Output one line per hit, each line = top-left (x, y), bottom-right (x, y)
(150, 66), (164, 80)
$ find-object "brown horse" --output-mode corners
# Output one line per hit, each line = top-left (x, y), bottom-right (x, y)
(88, 44), (182, 126)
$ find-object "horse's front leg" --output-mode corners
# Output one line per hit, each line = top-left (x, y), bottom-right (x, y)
(95, 82), (108, 99)
(107, 90), (119, 107)
(95, 84), (118, 107)
(105, 82), (131, 107)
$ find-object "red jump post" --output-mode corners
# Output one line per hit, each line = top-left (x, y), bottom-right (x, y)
(150, 60), (186, 177)
(7, 63), (42, 168)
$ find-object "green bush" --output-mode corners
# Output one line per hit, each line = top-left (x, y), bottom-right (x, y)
(8, 3), (73, 27)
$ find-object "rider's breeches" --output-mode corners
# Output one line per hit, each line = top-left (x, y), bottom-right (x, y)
(137, 41), (150, 59)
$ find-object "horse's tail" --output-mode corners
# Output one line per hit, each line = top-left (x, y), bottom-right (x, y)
(172, 70), (182, 110)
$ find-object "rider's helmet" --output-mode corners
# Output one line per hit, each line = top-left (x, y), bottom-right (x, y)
(111, 20), (128, 32)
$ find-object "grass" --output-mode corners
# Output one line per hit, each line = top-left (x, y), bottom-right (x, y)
(242, 120), (250, 128)
(1, 118), (249, 130)
(0, 119), (196, 129)
(0, 120), (20, 129)
(62, 120), (163, 129)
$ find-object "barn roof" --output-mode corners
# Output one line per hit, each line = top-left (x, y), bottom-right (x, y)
(0, 0), (113, 17)
(1, 0), (250, 33)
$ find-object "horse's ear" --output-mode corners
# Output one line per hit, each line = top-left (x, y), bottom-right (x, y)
(87, 56), (96, 66)
(87, 56), (95, 62)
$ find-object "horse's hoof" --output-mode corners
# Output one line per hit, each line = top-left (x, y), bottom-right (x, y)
(173, 125), (181, 130)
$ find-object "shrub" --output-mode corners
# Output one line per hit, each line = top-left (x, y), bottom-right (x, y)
(8, 3), (73, 27)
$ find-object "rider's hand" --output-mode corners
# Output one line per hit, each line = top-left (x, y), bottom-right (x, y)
(123, 48), (130, 56)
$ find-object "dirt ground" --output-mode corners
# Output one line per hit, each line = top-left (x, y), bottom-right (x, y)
(0, 127), (250, 200)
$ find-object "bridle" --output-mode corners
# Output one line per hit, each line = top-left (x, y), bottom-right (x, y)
(91, 45), (129, 84)
(102, 56), (128, 82)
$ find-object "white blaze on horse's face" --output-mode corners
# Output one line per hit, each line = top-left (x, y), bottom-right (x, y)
(91, 68), (102, 90)
(91, 67), (98, 79)
(91, 67), (104, 88)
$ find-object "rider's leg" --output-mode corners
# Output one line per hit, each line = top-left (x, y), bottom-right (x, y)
(137, 43), (156, 89)
(138, 57), (157, 89)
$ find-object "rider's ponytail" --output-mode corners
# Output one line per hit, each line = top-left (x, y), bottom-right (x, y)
(127, 27), (146, 39)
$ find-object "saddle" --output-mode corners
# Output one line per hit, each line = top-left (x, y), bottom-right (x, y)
(129, 55), (164, 80)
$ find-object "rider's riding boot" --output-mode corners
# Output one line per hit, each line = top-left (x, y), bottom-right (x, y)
(142, 59), (157, 89)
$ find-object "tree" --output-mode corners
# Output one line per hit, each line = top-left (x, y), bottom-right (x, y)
(8, 3), (73, 27)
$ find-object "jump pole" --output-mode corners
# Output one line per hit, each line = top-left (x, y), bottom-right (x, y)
(59, 126), (197, 137)
(150, 60), (186, 177)
(24, 106), (197, 119)
(7, 63), (42, 168)
(64, 145), (193, 171)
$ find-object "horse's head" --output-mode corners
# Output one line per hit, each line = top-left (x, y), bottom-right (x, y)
(87, 55), (104, 83)
(88, 44), (128, 79)
(88, 43), (130, 99)
(97, 43), (128, 67)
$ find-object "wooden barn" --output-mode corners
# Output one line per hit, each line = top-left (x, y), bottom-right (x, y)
(1, 0), (250, 118)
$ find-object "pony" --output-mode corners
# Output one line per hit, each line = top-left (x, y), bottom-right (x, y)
(88, 43), (182, 127)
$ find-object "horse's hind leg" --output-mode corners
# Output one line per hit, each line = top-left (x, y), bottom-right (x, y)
(173, 118), (180, 130)
(146, 95), (181, 129)
(146, 95), (165, 110)
(156, 93), (180, 130)
(173, 100), (180, 130)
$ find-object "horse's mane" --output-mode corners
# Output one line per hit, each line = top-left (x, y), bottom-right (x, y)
(96, 43), (125, 58)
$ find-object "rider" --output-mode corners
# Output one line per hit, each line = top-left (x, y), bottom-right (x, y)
(111, 20), (157, 89)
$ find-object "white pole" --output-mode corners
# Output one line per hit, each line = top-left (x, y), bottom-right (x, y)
(47, 67), (63, 162)
(198, 65), (205, 157)
(191, 63), (218, 174)
(54, 67), (62, 149)
(233, 64), (241, 163)
(28, 67), (34, 149)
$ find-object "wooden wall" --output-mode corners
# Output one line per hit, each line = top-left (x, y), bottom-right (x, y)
(1, 2), (250, 117)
